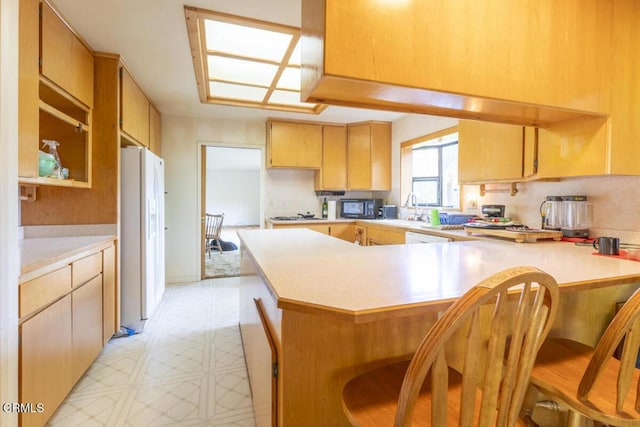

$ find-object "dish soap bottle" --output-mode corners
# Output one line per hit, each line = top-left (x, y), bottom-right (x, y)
(42, 139), (63, 179)
(322, 198), (328, 219)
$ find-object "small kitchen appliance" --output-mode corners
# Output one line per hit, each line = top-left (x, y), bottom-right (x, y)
(540, 196), (563, 230)
(379, 205), (397, 219)
(339, 198), (382, 219)
(481, 204), (505, 218)
(561, 195), (589, 238)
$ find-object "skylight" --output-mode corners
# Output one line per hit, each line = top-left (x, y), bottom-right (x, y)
(184, 7), (326, 114)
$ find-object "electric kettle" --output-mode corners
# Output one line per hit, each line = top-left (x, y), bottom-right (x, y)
(561, 195), (589, 238)
(540, 196), (563, 230)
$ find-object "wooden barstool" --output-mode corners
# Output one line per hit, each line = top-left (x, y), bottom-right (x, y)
(342, 266), (559, 426)
(522, 287), (640, 427)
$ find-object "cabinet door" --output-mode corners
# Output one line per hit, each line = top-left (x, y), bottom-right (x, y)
(40, 2), (94, 107)
(149, 104), (162, 155)
(121, 67), (150, 146)
(458, 120), (524, 182)
(297, 125), (322, 168)
(536, 116), (609, 178)
(102, 245), (117, 344)
(269, 121), (322, 168)
(71, 275), (104, 383)
(18, 0), (40, 179)
(347, 124), (372, 189)
(366, 227), (405, 245)
(370, 122), (391, 190)
(328, 224), (355, 241)
(315, 125), (347, 190)
(20, 295), (73, 427)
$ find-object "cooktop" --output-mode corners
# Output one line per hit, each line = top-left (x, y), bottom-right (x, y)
(270, 216), (324, 221)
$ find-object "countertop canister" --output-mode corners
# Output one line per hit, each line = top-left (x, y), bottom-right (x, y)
(327, 200), (337, 220)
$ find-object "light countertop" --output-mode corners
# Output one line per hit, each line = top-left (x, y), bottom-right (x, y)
(238, 228), (640, 322)
(20, 235), (116, 282)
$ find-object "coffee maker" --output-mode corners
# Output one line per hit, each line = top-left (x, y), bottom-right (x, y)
(561, 195), (589, 238)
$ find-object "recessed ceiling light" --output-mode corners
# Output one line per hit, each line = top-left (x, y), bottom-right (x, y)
(185, 7), (326, 114)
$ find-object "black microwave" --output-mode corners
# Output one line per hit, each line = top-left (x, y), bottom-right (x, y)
(339, 199), (382, 219)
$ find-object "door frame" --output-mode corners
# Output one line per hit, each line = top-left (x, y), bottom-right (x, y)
(197, 141), (265, 280)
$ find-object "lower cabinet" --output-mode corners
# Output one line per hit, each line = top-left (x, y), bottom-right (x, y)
(362, 225), (406, 245)
(19, 241), (116, 427)
(270, 222), (355, 242)
(19, 295), (73, 427)
(71, 275), (104, 384)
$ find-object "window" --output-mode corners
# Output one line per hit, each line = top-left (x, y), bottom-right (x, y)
(401, 126), (460, 209)
(412, 142), (458, 206)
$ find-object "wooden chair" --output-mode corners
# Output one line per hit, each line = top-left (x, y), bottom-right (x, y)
(522, 287), (640, 427)
(342, 266), (559, 427)
(205, 213), (224, 257)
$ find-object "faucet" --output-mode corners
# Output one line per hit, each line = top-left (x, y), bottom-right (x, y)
(403, 192), (417, 208)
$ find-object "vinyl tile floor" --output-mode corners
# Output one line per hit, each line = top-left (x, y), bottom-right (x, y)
(47, 277), (256, 427)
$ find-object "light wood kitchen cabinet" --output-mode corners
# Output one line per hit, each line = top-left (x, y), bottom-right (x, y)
(18, 0), (93, 189)
(301, 0), (609, 126)
(347, 122), (391, 190)
(19, 294), (73, 427)
(19, 240), (116, 426)
(149, 104), (162, 155)
(458, 120), (526, 183)
(314, 125), (347, 190)
(267, 120), (322, 168)
(270, 222), (355, 242)
(121, 66), (150, 147)
(71, 275), (104, 384)
(364, 226), (405, 245)
(535, 116), (610, 178)
(40, 1), (94, 108)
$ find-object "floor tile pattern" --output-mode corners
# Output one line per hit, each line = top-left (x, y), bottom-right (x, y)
(47, 277), (256, 427)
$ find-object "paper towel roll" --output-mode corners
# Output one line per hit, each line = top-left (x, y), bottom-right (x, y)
(327, 200), (337, 220)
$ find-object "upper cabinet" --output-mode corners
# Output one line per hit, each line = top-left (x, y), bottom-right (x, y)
(347, 122), (391, 191)
(149, 104), (162, 155)
(267, 120), (322, 169)
(301, 0), (609, 127)
(458, 120), (527, 183)
(314, 125), (347, 191)
(40, 2), (94, 108)
(18, 0), (93, 189)
(120, 67), (150, 147)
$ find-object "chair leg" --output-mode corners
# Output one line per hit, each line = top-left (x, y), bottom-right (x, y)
(566, 410), (588, 427)
(519, 385), (539, 423)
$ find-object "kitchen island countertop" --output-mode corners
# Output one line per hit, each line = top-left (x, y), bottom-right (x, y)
(238, 228), (640, 426)
(239, 228), (640, 322)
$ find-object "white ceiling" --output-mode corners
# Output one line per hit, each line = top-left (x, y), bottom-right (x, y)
(51, 0), (407, 124)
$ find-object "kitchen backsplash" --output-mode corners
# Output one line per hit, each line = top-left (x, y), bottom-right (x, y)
(459, 175), (640, 244)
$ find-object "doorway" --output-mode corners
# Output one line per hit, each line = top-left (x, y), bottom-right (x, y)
(200, 144), (263, 280)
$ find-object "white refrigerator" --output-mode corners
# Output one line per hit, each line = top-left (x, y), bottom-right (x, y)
(120, 147), (165, 333)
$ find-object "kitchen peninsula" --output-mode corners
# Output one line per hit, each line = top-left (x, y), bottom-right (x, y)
(238, 228), (640, 426)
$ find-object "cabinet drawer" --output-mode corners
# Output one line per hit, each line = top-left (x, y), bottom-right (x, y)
(19, 265), (71, 319)
(72, 252), (102, 287)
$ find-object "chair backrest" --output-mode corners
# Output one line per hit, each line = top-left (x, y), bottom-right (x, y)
(395, 266), (559, 427)
(205, 213), (224, 240)
(578, 287), (640, 412)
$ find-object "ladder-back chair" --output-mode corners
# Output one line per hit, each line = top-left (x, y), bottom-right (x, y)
(342, 266), (559, 427)
(523, 287), (640, 426)
(205, 213), (224, 256)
